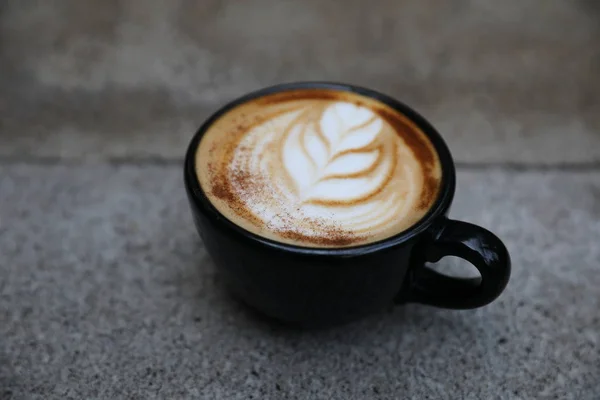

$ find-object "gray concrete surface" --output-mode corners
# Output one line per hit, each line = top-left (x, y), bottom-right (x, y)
(1, 0), (599, 164)
(1, 165), (599, 399)
(1, 1), (600, 399)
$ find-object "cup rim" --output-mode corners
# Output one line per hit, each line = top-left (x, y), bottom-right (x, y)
(184, 81), (456, 257)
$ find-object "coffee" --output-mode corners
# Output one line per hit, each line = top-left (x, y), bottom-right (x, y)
(195, 89), (442, 248)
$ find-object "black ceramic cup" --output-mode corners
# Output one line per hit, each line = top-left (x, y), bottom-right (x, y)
(184, 82), (511, 328)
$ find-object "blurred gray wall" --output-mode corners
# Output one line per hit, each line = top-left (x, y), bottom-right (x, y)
(1, 0), (598, 163)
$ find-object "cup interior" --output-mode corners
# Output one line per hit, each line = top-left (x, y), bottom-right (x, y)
(184, 81), (457, 256)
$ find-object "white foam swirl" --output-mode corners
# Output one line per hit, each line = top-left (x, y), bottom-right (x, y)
(228, 101), (421, 242)
(283, 102), (388, 204)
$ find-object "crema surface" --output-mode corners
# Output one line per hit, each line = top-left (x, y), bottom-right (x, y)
(196, 89), (442, 248)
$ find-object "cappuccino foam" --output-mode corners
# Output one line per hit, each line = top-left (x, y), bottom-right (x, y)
(196, 89), (442, 248)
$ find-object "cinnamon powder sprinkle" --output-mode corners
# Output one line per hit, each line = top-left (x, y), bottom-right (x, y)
(220, 163), (363, 247)
(272, 210), (362, 247)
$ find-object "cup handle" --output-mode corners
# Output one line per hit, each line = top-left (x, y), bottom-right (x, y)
(403, 218), (511, 309)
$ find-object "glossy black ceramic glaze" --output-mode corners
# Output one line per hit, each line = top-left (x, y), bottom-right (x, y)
(184, 82), (511, 328)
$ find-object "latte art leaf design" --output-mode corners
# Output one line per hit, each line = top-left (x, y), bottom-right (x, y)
(200, 91), (442, 247)
(282, 102), (392, 204)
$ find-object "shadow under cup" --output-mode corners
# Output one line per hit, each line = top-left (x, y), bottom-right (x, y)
(184, 82), (511, 328)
